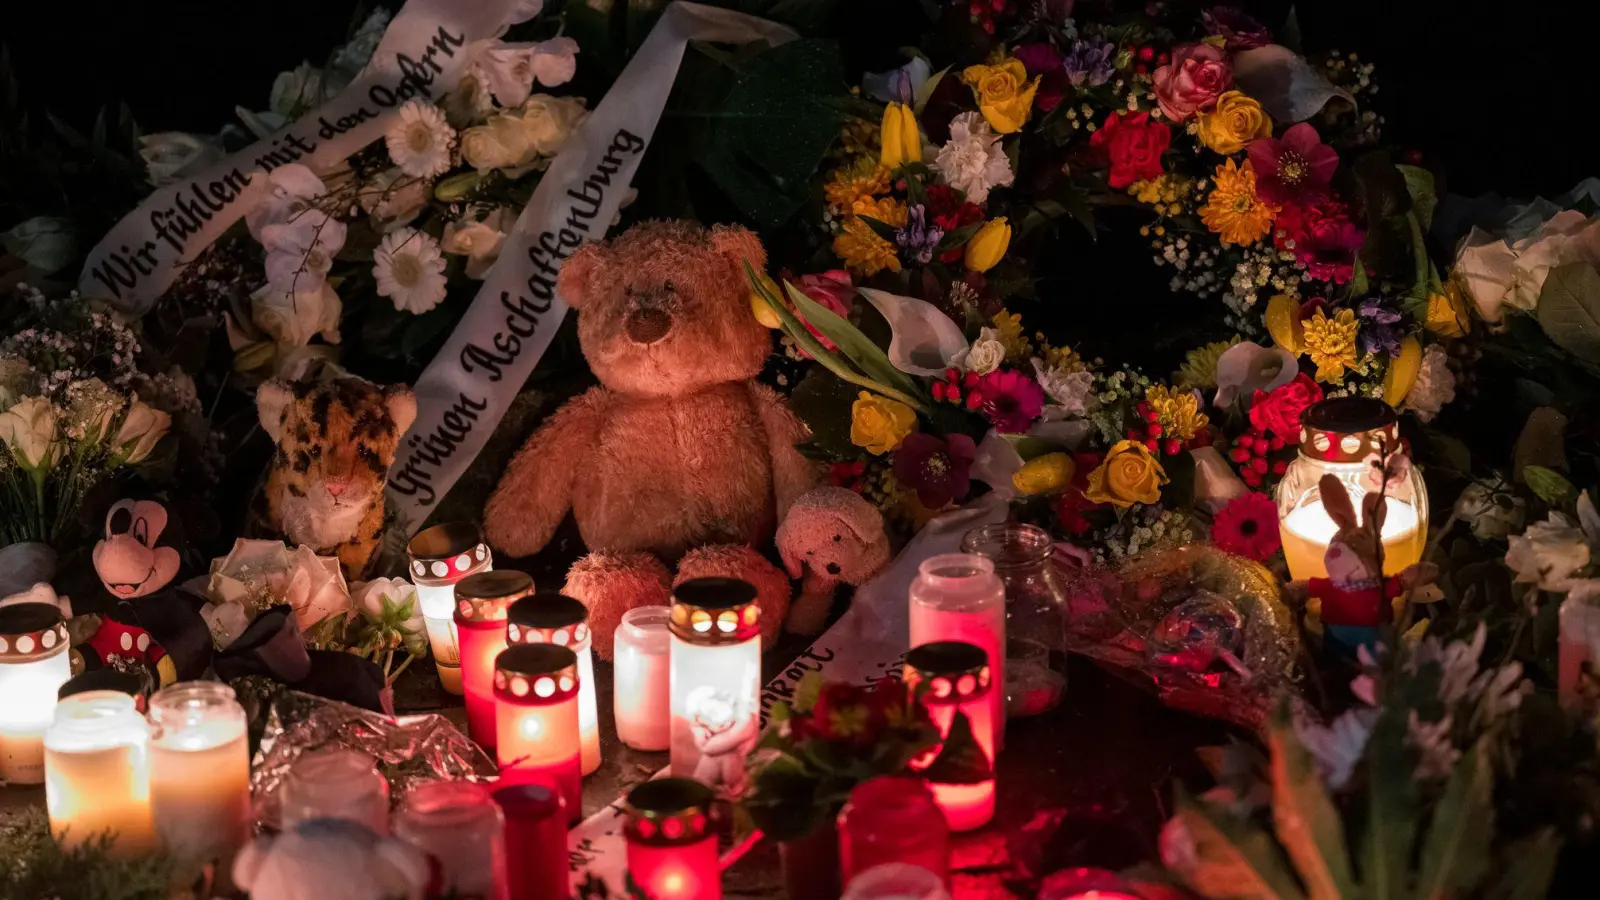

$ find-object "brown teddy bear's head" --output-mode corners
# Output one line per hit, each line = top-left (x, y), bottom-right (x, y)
(557, 220), (770, 397)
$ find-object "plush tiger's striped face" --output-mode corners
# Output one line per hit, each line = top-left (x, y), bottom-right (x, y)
(257, 378), (418, 513)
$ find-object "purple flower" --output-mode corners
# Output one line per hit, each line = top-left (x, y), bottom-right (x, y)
(894, 205), (945, 266)
(977, 369), (1046, 433)
(1063, 40), (1116, 88)
(1354, 297), (1404, 357)
(1247, 123), (1339, 207)
(1202, 6), (1272, 51)
(893, 433), (976, 510)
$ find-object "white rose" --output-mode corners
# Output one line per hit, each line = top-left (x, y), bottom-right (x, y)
(1453, 481), (1526, 541)
(960, 329), (1005, 375)
(207, 539), (349, 634)
(283, 544), (351, 631)
(350, 577), (427, 655)
(201, 600), (252, 649)
(1506, 513), (1592, 591)
(441, 210), (510, 279)
(460, 114), (538, 172)
(251, 281), (343, 348)
(139, 132), (224, 186)
(112, 399), (171, 465)
(1, 217), (77, 274)
(359, 169), (431, 231)
(0, 396), (62, 471)
(518, 95), (587, 156)
(1454, 211), (1600, 324)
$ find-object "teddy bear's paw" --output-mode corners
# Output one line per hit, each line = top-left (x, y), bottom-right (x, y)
(676, 545), (791, 650)
(564, 551), (672, 661)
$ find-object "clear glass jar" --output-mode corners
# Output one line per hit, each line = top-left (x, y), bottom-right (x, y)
(281, 747), (390, 834)
(148, 681), (251, 870)
(961, 523), (1068, 717)
(394, 780), (508, 900)
(1276, 397), (1428, 581)
(614, 606), (673, 751)
(44, 690), (157, 856)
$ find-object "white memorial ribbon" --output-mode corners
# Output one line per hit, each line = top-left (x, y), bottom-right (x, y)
(78, 0), (528, 312)
(382, 2), (796, 544)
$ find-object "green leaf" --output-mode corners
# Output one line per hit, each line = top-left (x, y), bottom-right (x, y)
(1535, 262), (1600, 363)
(1355, 151), (1412, 220)
(788, 367), (864, 457)
(1397, 165), (1438, 232)
(858, 215), (899, 242)
(1267, 703), (1357, 900)
(921, 709), (992, 785)
(784, 280), (924, 400)
(1349, 257), (1369, 296)
(1485, 828), (1561, 900)
(793, 670), (824, 714)
(1168, 788), (1307, 900)
(1415, 741), (1494, 900)
(1523, 465), (1577, 504)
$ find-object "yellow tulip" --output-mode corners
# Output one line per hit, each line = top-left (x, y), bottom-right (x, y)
(750, 291), (782, 329)
(1013, 453), (1075, 496)
(879, 103), (922, 169)
(1382, 337), (1422, 407)
(964, 217), (1011, 273)
(1424, 281), (1471, 339)
(1264, 294), (1305, 354)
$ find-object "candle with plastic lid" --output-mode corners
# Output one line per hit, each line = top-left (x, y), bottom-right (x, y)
(407, 522), (493, 695)
(624, 777), (720, 900)
(455, 569), (529, 751)
(506, 592), (601, 775)
(493, 643), (582, 823)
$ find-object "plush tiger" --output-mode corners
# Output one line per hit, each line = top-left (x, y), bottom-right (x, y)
(256, 378), (417, 577)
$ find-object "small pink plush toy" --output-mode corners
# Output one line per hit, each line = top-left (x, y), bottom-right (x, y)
(776, 487), (891, 635)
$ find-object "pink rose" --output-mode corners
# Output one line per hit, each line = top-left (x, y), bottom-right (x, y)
(795, 270), (855, 352)
(1151, 43), (1233, 122)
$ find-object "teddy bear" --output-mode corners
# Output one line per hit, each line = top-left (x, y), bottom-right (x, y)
(232, 818), (430, 900)
(484, 220), (820, 658)
(776, 486), (891, 635)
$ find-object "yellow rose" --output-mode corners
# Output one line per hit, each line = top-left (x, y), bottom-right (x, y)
(1085, 440), (1169, 507)
(1425, 280), (1471, 338)
(964, 217), (1011, 272)
(879, 102), (922, 169)
(961, 59), (1039, 134)
(460, 114), (537, 171)
(1195, 91), (1272, 155)
(851, 392), (916, 455)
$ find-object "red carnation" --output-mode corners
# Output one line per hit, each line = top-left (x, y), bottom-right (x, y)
(1090, 111), (1171, 189)
(1248, 373), (1323, 440)
(926, 184), (985, 263)
(1275, 199), (1365, 283)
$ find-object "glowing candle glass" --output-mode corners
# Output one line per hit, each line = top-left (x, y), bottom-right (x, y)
(624, 777), (720, 900)
(904, 641), (995, 832)
(148, 681), (250, 872)
(962, 523), (1069, 718)
(842, 863), (952, 900)
(394, 780), (507, 900)
(838, 775), (950, 885)
(455, 569), (529, 751)
(1037, 866), (1145, 899)
(507, 592), (601, 775)
(909, 554), (1006, 752)
(1277, 398), (1428, 581)
(408, 522), (493, 695)
(669, 578), (761, 796)
(0, 603), (72, 785)
(493, 643), (582, 823)
(280, 748), (390, 833)
(492, 782), (568, 900)
(1559, 591), (1600, 713)
(615, 606), (673, 751)
(44, 690), (157, 856)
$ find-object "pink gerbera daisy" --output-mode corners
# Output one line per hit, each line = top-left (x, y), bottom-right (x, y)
(976, 369), (1046, 433)
(1211, 492), (1283, 561)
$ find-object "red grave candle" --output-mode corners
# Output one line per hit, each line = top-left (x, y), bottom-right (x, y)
(837, 775), (950, 886)
(624, 778), (720, 900)
(492, 782), (568, 900)
(905, 641), (996, 832)
(455, 571), (529, 752)
(493, 644), (582, 824)
(506, 593), (601, 776)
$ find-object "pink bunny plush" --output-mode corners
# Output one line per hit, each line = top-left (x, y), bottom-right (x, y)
(775, 487), (891, 635)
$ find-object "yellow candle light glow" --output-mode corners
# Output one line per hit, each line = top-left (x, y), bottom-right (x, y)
(0, 603), (72, 785)
(148, 681), (251, 872)
(493, 643), (583, 823)
(44, 690), (157, 857)
(408, 523), (493, 696)
(506, 593), (601, 775)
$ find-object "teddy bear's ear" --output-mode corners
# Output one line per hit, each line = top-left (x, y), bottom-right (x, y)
(256, 380), (293, 443)
(709, 225), (766, 279)
(557, 242), (606, 311)
(382, 385), (418, 436)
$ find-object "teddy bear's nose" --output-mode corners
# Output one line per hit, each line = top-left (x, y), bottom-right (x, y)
(626, 307), (672, 344)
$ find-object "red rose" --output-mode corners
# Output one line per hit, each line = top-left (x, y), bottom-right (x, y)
(1151, 42), (1233, 122)
(926, 184), (986, 263)
(1248, 373), (1323, 439)
(1090, 111), (1171, 189)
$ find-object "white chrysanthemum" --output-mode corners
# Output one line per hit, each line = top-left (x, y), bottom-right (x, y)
(933, 111), (1014, 205)
(1403, 344), (1456, 423)
(385, 101), (456, 178)
(373, 228), (448, 314)
(1032, 359), (1096, 419)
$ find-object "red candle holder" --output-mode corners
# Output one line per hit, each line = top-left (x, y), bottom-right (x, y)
(492, 782), (568, 900)
(905, 641), (996, 832)
(507, 593), (601, 776)
(838, 775), (950, 885)
(624, 778), (720, 900)
(455, 571), (530, 752)
(494, 644), (581, 824)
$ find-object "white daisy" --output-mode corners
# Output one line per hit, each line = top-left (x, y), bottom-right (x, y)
(385, 101), (456, 178)
(373, 228), (448, 314)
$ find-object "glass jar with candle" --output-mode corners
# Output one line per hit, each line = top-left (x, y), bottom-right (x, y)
(507, 592), (601, 775)
(493, 783), (568, 900)
(44, 690), (157, 856)
(394, 780), (507, 900)
(908, 554), (1006, 752)
(494, 643), (582, 823)
(625, 777), (720, 900)
(148, 681), (250, 872)
(669, 578), (762, 797)
(280, 748), (390, 833)
(842, 863), (952, 900)
(0, 602), (72, 785)
(904, 641), (995, 832)
(837, 775), (949, 885)
(962, 524), (1069, 718)
(455, 569), (529, 751)
(1277, 397), (1428, 581)
(408, 522), (493, 695)
(615, 606), (673, 751)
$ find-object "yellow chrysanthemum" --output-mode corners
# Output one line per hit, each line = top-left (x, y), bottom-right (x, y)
(834, 117), (880, 161)
(991, 311), (1031, 362)
(851, 195), (908, 228)
(1173, 337), (1241, 391)
(1041, 343), (1087, 375)
(1129, 174), (1194, 215)
(1199, 159), (1279, 246)
(824, 158), (891, 214)
(1301, 307), (1366, 383)
(1143, 384), (1210, 441)
(834, 217), (901, 276)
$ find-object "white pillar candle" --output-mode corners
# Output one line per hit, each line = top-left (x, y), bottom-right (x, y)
(44, 690), (157, 857)
(0, 603), (72, 785)
(506, 593), (602, 775)
(669, 579), (762, 796)
(908, 554), (1006, 752)
(615, 606), (673, 751)
(408, 523), (493, 696)
(147, 682), (251, 872)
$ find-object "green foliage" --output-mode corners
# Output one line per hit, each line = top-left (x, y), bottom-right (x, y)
(1266, 705), (1356, 900)
(1535, 262), (1600, 364)
(1522, 465), (1577, 504)
(1415, 742), (1495, 900)
(1397, 165), (1438, 233)
(0, 808), (179, 900)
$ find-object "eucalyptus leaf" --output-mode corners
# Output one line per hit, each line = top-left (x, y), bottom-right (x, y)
(1166, 789), (1307, 900)
(1267, 705), (1357, 900)
(1535, 262), (1600, 363)
(1415, 741), (1494, 900)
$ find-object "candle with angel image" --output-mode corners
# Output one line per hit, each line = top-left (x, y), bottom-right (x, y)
(668, 578), (762, 797)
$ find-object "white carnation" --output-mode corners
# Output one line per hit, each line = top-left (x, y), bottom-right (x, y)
(932, 112), (1014, 205)
(1402, 344), (1456, 423)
